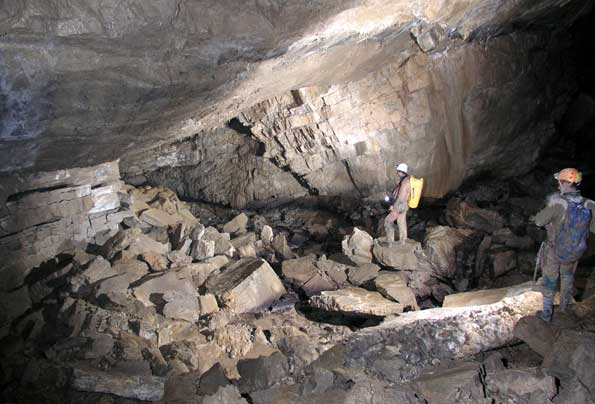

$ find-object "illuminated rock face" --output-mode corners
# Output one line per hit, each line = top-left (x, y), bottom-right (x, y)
(1, 0), (588, 206)
(336, 288), (542, 383)
(123, 32), (576, 206)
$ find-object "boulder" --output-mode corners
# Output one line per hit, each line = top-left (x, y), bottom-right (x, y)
(162, 290), (200, 322)
(231, 233), (258, 258)
(139, 208), (180, 228)
(95, 259), (149, 306)
(167, 250), (193, 268)
(340, 288), (542, 382)
(80, 256), (117, 284)
(490, 250), (517, 278)
(424, 226), (477, 278)
(341, 227), (374, 264)
(315, 258), (349, 288)
(100, 228), (142, 260)
(237, 351), (290, 393)
(191, 224), (206, 241)
(273, 234), (294, 260)
(141, 252), (169, 272)
(446, 198), (504, 233)
(491, 228), (534, 250)
(199, 294), (219, 316)
(223, 213), (249, 236)
(203, 227), (236, 257)
(347, 263), (380, 286)
(204, 257), (286, 313)
(310, 287), (404, 317)
(191, 239), (215, 261)
(374, 271), (419, 310)
(177, 255), (229, 287)
(372, 240), (429, 271)
(484, 368), (557, 403)
(71, 367), (165, 401)
(281, 255), (337, 297)
(542, 329), (595, 395)
(261, 225), (274, 246)
(413, 362), (483, 403)
(443, 281), (535, 308)
(132, 272), (196, 308)
(513, 315), (557, 357)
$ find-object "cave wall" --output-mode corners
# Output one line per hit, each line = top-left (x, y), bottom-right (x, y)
(0, 0), (590, 177)
(123, 31), (575, 207)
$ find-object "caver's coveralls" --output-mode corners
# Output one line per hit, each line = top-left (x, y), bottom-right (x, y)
(533, 190), (595, 316)
(384, 175), (411, 244)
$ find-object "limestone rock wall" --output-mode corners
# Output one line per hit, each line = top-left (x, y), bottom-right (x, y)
(1, 0), (590, 177)
(124, 31), (574, 207)
(0, 161), (130, 291)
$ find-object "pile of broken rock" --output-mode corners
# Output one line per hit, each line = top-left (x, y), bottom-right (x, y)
(1, 178), (594, 404)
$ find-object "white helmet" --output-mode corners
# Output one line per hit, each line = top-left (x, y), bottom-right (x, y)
(395, 163), (408, 173)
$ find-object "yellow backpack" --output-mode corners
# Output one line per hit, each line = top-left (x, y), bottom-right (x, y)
(408, 176), (424, 209)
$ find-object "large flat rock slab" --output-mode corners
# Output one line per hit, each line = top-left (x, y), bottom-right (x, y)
(442, 282), (535, 308)
(310, 287), (403, 317)
(338, 288), (542, 382)
(205, 257), (286, 313)
(72, 367), (165, 401)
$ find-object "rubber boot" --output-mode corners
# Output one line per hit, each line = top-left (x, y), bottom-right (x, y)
(536, 297), (553, 322)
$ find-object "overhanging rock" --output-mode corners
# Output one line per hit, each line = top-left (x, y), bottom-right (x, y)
(337, 288), (542, 382)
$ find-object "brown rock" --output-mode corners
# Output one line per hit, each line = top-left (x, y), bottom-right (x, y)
(141, 252), (169, 272)
(310, 287), (403, 317)
(204, 257), (286, 313)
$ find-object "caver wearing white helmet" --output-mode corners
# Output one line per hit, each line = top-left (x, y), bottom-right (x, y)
(384, 163), (411, 245)
(395, 163), (408, 173)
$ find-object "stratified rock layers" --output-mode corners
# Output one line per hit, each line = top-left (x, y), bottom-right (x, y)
(127, 32), (575, 207)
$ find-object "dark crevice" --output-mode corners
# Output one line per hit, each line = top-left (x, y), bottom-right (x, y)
(6, 185), (68, 203)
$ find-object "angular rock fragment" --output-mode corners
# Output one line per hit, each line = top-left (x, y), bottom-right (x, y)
(223, 213), (249, 236)
(424, 226), (477, 278)
(281, 255), (337, 296)
(273, 234), (294, 260)
(162, 291), (200, 322)
(341, 227), (374, 264)
(310, 287), (403, 317)
(72, 367), (165, 401)
(203, 227), (236, 257)
(542, 329), (595, 395)
(167, 250), (193, 268)
(261, 225), (274, 246)
(446, 198), (504, 233)
(231, 232), (258, 258)
(141, 252), (169, 272)
(100, 228), (142, 260)
(191, 239), (215, 261)
(413, 362), (483, 403)
(484, 368), (557, 403)
(199, 294), (219, 316)
(205, 257), (286, 313)
(347, 263), (379, 286)
(139, 208), (180, 228)
(176, 255), (229, 287)
(237, 351), (289, 393)
(374, 271), (419, 310)
(372, 240), (429, 271)
(128, 234), (170, 257)
(132, 272), (196, 309)
(490, 250), (517, 278)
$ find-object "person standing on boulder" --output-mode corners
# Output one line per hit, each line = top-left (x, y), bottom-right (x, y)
(384, 163), (411, 245)
(532, 168), (595, 322)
